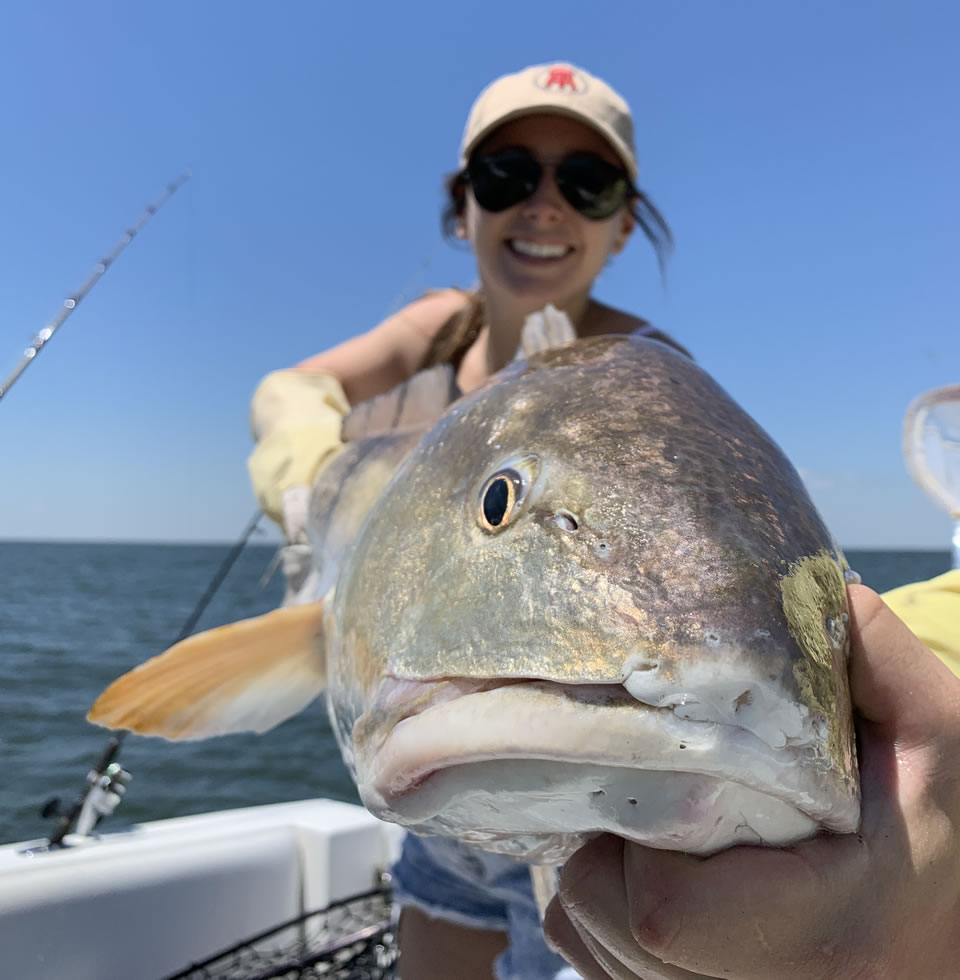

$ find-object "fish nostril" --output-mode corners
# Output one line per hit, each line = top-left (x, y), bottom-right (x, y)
(594, 539), (617, 561)
(553, 510), (579, 531)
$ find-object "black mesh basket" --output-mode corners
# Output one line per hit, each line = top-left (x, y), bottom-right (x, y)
(163, 886), (398, 980)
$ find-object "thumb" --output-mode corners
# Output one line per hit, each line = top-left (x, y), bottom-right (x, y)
(847, 584), (960, 739)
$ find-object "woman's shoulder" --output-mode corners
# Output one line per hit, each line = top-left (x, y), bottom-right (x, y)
(587, 301), (693, 359)
(295, 287), (473, 404)
(396, 287), (474, 342)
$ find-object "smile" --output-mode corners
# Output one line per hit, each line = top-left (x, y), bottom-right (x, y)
(508, 239), (573, 260)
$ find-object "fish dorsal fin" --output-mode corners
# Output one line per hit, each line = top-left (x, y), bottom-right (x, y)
(342, 364), (461, 442)
(87, 601), (327, 741)
(515, 304), (577, 360)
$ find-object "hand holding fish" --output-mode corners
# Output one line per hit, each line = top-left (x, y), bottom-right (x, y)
(543, 584), (960, 979)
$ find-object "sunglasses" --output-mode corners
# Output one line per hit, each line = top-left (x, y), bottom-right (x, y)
(465, 147), (631, 221)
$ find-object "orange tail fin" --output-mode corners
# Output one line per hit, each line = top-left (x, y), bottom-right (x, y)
(88, 601), (327, 740)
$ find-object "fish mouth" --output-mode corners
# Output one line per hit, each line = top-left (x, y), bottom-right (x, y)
(359, 680), (860, 861)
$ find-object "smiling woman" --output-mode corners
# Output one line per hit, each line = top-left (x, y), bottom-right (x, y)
(246, 62), (688, 538)
(244, 61), (689, 980)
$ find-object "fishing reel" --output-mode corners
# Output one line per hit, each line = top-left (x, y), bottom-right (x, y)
(42, 739), (132, 846)
(72, 761), (133, 837)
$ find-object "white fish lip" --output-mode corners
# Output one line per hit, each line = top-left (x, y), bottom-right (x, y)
(507, 239), (573, 260)
(359, 680), (860, 853)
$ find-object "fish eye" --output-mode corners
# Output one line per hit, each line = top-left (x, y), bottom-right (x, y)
(479, 472), (519, 530)
(476, 455), (540, 534)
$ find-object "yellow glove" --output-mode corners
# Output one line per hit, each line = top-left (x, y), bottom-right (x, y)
(882, 569), (960, 678)
(247, 369), (350, 530)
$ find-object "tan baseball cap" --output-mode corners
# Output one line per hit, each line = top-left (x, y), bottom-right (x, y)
(459, 62), (638, 179)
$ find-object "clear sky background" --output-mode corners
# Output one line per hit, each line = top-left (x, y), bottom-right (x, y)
(1, 1), (957, 548)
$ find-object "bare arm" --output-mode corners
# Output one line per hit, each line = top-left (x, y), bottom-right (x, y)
(295, 288), (469, 404)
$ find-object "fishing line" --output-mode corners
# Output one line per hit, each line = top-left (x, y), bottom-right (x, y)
(44, 508), (263, 846)
(378, 243), (440, 318)
(40, 187), (438, 843)
(0, 170), (191, 403)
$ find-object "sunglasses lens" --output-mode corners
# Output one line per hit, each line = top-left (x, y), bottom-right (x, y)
(467, 150), (629, 220)
(556, 154), (629, 220)
(467, 150), (541, 213)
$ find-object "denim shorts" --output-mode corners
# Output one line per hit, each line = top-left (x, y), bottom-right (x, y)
(391, 832), (580, 980)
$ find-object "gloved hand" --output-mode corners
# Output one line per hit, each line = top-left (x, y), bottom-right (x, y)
(247, 368), (350, 538)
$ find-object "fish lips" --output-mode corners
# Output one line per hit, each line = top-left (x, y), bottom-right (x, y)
(356, 678), (861, 861)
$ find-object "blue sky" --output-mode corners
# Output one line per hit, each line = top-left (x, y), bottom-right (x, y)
(1, 1), (957, 549)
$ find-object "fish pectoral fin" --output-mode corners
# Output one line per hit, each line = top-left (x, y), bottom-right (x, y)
(87, 601), (328, 741)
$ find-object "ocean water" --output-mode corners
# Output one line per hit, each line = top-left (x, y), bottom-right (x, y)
(0, 540), (951, 845)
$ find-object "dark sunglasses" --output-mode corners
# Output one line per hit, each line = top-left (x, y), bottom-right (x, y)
(465, 147), (631, 221)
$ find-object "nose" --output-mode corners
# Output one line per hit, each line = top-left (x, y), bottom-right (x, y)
(519, 167), (565, 225)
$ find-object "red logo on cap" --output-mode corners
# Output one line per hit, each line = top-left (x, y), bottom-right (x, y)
(545, 67), (576, 90)
(534, 65), (587, 94)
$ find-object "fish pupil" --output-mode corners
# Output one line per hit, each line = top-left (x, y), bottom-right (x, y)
(483, 478), (511, 526)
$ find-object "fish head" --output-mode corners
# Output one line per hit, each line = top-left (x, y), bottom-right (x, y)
(329, 334), (860, 861)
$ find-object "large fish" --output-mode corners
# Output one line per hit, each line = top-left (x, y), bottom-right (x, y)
(89, 325), (860, 863)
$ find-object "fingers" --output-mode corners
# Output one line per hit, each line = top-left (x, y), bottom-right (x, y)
(846, 585), (960, 767)
(548, 837), (713, 979)
(545, 893), (688, 980)
(554, 837), (650, 977)
(847, 585), (960, 729)
(549, 837), (637, 979)
(543, 899), (634, 979)
(557, 832), (871, 980)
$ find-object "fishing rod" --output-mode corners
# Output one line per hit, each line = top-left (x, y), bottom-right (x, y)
(0, 169), (191, 403)
(903, 383), (960, 569)
(38, 222), (438, 846)
(43, 508), (264, 847)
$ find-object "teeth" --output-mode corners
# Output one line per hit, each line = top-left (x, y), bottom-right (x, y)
(511, 240), (569, 259)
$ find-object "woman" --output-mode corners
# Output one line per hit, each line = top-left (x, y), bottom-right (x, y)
(248, 61), (678, 980)
(247, 61), (685, 555)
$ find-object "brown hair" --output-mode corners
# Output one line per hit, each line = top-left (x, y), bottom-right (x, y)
(419, 288), (486, 372)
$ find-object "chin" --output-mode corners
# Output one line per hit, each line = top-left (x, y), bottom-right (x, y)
(497, 277), (584, 313)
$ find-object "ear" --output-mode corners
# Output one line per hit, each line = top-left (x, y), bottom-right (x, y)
(458, 195), (478, 243)
(611, 209), (635, 254)
(451, 175), (470, 241)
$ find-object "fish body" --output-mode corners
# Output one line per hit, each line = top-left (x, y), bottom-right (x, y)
(90, 328), (859, 863)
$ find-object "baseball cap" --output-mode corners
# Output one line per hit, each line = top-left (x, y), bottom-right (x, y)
(459, 62), (638, 179)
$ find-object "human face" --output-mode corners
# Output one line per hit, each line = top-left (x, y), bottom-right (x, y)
(461, 115), (634, 314)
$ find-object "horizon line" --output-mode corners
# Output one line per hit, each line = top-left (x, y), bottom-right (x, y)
(0, 536), (950, 554)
